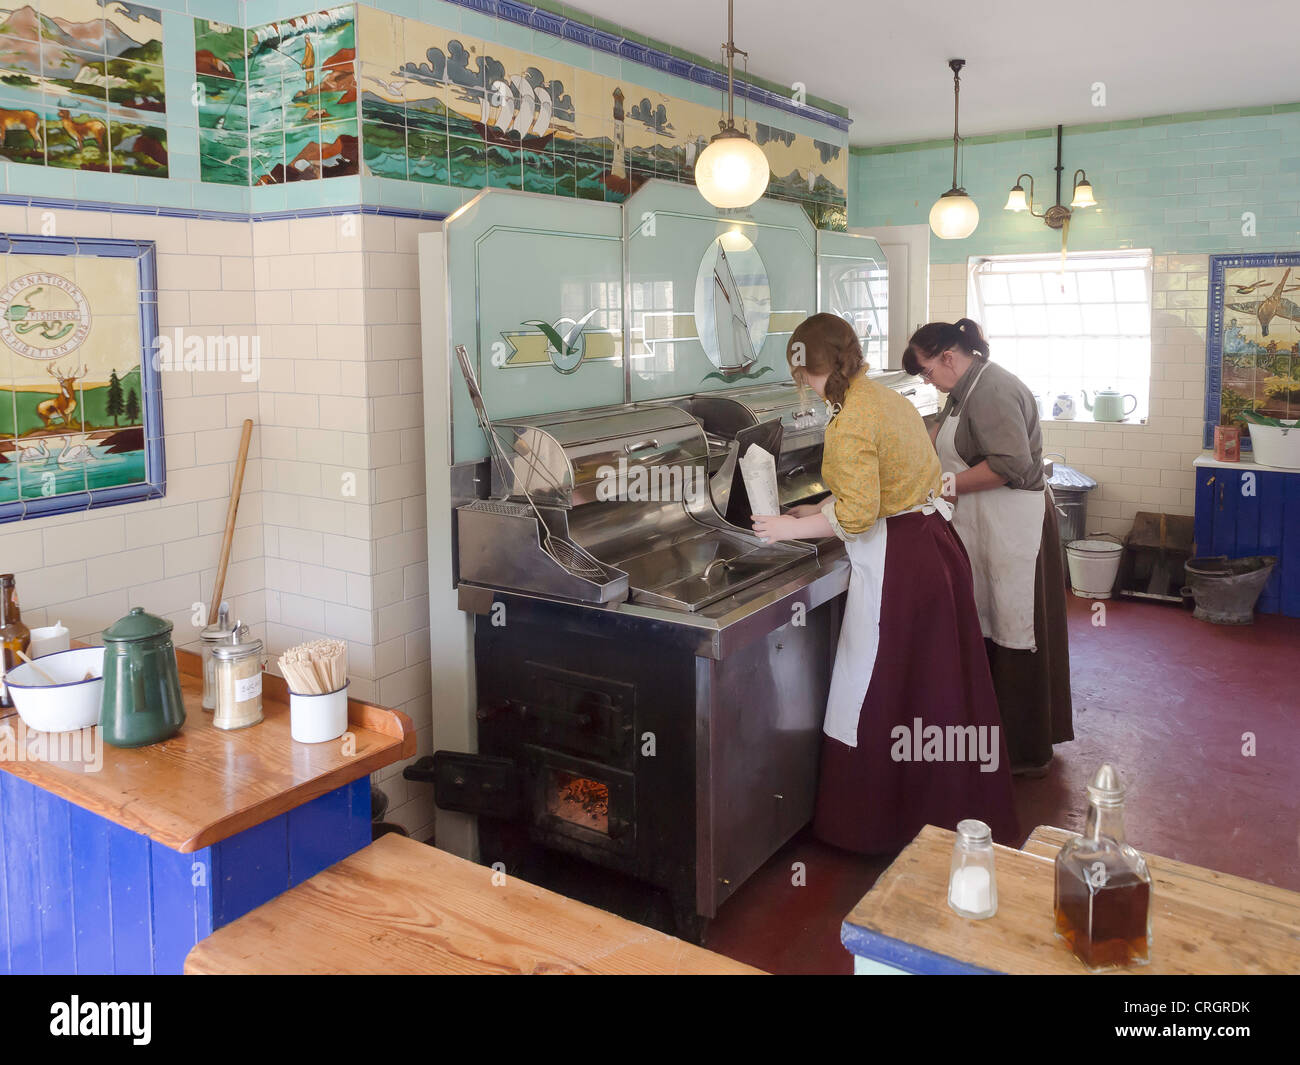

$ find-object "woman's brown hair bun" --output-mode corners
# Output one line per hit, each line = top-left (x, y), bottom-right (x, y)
(786, 313), (865, 409)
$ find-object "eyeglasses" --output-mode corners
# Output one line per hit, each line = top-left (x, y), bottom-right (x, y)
(918, 348), (955, 380)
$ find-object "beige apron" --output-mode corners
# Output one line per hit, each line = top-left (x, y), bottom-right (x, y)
(935, 363), (1043, 651)
(821, 492), (953, 748)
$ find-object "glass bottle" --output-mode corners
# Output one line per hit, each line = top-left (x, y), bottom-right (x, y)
(0, 574), (32, 709)
(199, 603), (241, 712)
(948, 819), (998, 919)
(1054, 763), (1152, 970)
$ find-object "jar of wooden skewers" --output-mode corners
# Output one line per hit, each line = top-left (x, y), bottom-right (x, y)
(279, 639), (349, 744)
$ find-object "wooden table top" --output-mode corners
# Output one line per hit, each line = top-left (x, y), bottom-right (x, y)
(0, 649), (415, 853)
(843, 824), (1300, 975)
(185, 833), (764, 975)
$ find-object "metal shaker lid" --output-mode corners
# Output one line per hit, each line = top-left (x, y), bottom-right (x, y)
(200, 602), (238, 643)
(955, 819), (992, 846)
(1087, 763), (1126, 807)
(211, 624), (263, 661)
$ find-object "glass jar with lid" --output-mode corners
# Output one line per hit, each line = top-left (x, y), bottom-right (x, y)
(211, 629), (265, 730)
(199, 604), (241, 711)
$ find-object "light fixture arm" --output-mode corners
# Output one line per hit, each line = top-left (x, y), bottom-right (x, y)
(948, 58), (965, 192)
(720, 0), (748, 133)
(1007, 125), (1074, 230)
(1053, 124), (1065, 209)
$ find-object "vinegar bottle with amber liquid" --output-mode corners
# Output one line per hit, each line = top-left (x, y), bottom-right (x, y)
(1054, 763), (1152, 971)
(0, 573), (32, 709)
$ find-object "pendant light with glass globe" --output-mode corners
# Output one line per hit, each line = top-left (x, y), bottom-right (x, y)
(929, 59), (979, 240)
(694, 0), (770, 210)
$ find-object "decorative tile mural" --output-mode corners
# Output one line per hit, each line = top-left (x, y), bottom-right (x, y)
(196, 5), (358, 186)
(1207, 251), (1300, 444)
(0, 235), (164, 521)
(0, 0), (167, 177)
(354, 7), (846, 226)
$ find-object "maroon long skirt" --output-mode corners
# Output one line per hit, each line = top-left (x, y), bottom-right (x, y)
(813, 511), (1020, 853)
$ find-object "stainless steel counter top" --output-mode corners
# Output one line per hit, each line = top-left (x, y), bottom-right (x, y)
(459, 538), (848, 660)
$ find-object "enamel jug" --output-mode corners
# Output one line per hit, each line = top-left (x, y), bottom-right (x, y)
(1052, 393), (1077, 420)
(99, 607), (186, 748)
(1082, 388), (1138, 422)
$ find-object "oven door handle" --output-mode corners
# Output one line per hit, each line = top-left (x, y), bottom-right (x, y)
(623, 438), (660, 455)
(518, 702), (597, 729)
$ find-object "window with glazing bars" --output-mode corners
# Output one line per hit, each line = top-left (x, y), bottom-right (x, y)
(968, 250), (1153, 422)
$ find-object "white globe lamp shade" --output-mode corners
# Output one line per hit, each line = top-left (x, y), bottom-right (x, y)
(929, 190), (979, 240)
(695, 132), (770, 209)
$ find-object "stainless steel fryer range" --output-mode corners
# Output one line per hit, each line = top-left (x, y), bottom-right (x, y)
(457, 402), (814, 611)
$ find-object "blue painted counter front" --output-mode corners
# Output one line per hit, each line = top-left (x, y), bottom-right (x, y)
(1193, 460), (1300, 617)
(0, 773), (371, 975)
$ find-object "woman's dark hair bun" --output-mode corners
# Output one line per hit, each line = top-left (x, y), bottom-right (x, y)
(903, 318), (992, 371)
(955, 318), (991, 359)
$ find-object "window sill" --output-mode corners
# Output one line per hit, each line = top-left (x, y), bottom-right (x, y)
(1041, 415), (1149, 426)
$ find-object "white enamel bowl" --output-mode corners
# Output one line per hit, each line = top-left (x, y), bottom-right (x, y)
(5, 646), (105, 733)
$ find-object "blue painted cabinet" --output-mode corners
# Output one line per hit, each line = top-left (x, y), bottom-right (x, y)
(0, 774), (372, 975)
(1193, 464), (1300, 618)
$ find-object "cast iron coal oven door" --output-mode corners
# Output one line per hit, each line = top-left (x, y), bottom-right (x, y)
(413, 750), (521, 818)
(516, 664), (636, 766)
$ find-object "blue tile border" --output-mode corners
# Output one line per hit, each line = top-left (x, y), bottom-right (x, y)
(430, 0), (850, 133)
(0, 192), (447, 225)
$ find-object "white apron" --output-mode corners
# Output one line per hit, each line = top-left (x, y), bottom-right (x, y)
(935, 362), (1043, 651)
(822, 491), (953, 748)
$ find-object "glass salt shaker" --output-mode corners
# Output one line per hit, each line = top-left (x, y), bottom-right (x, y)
(948, 819), (998, 919)
(198, 603), (237, 711)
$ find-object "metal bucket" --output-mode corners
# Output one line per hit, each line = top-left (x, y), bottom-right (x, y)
(1066, 535), (1124, 599)
(1181, 555), (1278, 625)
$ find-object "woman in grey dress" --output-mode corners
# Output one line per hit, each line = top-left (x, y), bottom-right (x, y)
(904, 318), (1073, 776)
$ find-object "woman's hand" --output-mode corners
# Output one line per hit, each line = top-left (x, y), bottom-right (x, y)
(751, 514), (807, 543)
(784, 502), (824, 518)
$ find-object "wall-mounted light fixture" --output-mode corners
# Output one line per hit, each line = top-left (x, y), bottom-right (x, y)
(929, 59), (979, 240)
(1004, 125), (1098, 231)
(694, 0), (770, 210)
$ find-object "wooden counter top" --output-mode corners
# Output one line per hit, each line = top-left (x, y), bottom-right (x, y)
(842, 824), (1300, 975)
(0, 649), (415, 853)
(185, 833), (763, 975)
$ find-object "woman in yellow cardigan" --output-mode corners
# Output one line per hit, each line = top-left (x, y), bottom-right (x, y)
(752, 314), (1017, 853)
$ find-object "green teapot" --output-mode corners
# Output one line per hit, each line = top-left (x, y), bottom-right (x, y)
(99, 607), (186, 748)
(1082, 387), (1137, 422)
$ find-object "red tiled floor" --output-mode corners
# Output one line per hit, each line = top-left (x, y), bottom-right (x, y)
(703, 595), (1300, 974)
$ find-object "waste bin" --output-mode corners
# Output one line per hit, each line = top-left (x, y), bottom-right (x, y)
(1047, 460), (1098, 544)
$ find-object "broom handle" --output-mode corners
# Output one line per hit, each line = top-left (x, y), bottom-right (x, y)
(208, 419), (254, 626)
